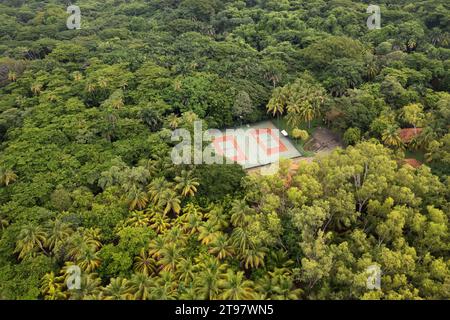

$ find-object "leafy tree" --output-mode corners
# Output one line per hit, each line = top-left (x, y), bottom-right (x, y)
(402, 103), (425, 133)
(343, 127), (361, 146)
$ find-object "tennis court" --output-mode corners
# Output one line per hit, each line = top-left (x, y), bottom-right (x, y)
(210, 121), (302, 169)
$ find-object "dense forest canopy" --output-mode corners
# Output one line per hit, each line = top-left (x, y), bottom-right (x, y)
(0, 0), (449, 300)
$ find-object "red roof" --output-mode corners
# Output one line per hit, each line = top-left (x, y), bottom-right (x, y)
(403, 158), (422, 168)
(399, 128), (423, 143)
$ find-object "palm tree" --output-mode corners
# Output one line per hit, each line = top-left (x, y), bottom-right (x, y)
(167, 113), (181, 129)
(271, 276), (303, 300)
(267, 87), (287, 120)
(158, 243), (182, 272)
(179, 207), (202, 235)
(382, 126), (404, 149)
(150, 271), (177, 300)
(182, 111), (199, 126)
(365, 60), (379, 80)
(83, 228), (102, 248)
(194, 255), (227, 300)
(109, 90), (124, 109)
(125, 211), (150, 228)
(134, 249), (157, 276)
(219, 270), (256, 300)
(148, 236), (165, 259)
(174, 170), (199, 197)
(0, 168), (18, 186)
(46, 92), (58, 103)
(242, 247), (266, 269)
(147, 177), (172, 205)
(413, 127), (436, 150)
(208, 233), (234, 260)
(31, 83), (42, 95)
(138, 159), (158, 177)
(41, 272), (66, 300)
(46, 219), (73, 252)
(164, 226), (187, 245)
(126, 185), (148, 211)
(158, 190), (181, 216)
(294, 101), (318, 129)
(68, 273), (102, 300)
(76, 246), (101, 273)
(287, 80), (326, 128)
(141, 108), (162, 132)
(73, 71), (83, 82)
(65, 230), (101, 268)
(256, 268), (302, 300)
(176, 257), (195, 285)
(230, 227), (252, 253)
(86, 82), (96, 93)
(198, 220), (221, 245)
(407, 38), (417, 51)
(230, 199), (252, 227)
(128, 273), (153, 300)
(14, 223), (48, 259)
(179, 286), (198, 299)
(101, 277), (132, 300)
(0, 214), (9, 230)
(149, 213), (171, 234)
(205, 206), (229, 230)
(98, 77), (108, 89)
(7, 71), (17, 82)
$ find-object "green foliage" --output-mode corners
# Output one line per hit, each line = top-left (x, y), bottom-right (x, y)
(0, 0), (448, 301)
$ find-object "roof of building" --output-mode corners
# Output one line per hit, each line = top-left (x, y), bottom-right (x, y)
(403, 158), (423, 168)
(399, 128), (423, 143)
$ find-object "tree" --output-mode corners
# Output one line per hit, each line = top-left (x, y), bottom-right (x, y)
(14, 223), (48, 260)
(158, 243), (182, 272)
(219, 270), (256, 300)
(174, 170), (199, 198)
(133, 249), (157, 276)
(242, 247), (266, 270)
(0, 168), (17, 186)
(266, 87), (287, 119)
(402, 103), (425, 134)
(46, 219), (73, 252)
(198, 220), (221, 245)
(269, 74), (327, 128)
(149, 213), (171, 234)
(158, 190), (182, 216)
(232, 91), (255, 123)
(148, 177), (173, 205)
(101, 277), (132, 300)
(128, 273), (153, 300)
(256, 268), (302, 300)
(229, 199), (253, 228)
(124, 211), (150, 228)
(194, 255), (227, 300)
(343, 127), (361, 146)
(140, 107), (163, 132)
(40, 272), (66, 300)
(208, 233), (234, 260)
(8, 71), (17, 82)
(382, 126), (404, 149)
(292, 129), (309, 142)
(126, 185), (148, 211)
(77, 247), (101, 273)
